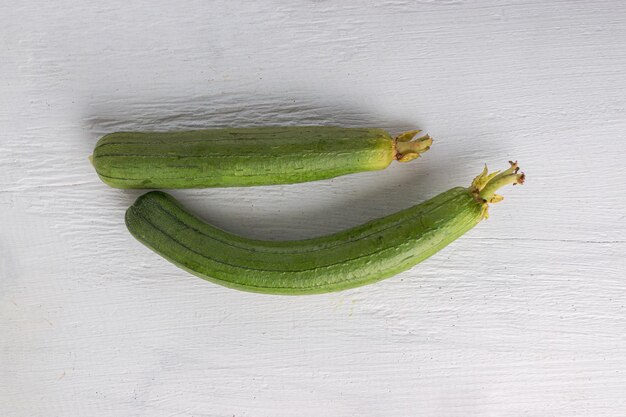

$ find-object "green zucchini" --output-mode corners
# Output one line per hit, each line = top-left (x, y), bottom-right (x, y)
(125, 162), (524, 295)
(91, 126), (432, 188)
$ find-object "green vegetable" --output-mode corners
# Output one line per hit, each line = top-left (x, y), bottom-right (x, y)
(91, 126), (432, 189)
(125, 162), (524, 295)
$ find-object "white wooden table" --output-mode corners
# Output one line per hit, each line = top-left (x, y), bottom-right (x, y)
(2, 1), (625, 416)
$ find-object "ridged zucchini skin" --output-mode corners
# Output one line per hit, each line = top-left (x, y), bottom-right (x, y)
(125, 188), (484, 295)
(92, 126), (431, 189)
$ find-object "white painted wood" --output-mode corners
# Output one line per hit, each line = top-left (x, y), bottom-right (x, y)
(2, 1), (625, 415)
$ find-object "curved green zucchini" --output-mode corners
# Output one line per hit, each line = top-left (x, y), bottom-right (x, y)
(125, 162), (524, 295)
(91, 126), (432, 188)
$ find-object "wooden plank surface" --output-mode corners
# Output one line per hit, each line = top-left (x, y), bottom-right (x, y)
(1, 1), (625, 416)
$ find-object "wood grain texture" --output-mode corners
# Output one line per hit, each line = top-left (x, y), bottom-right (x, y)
(1, 0), (625, 416)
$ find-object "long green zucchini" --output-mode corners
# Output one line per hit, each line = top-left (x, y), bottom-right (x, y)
(91, 126), (432, 188)
(125, 162), (524, 294)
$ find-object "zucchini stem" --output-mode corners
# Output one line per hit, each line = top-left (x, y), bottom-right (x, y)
(471, 161), (525, 218)
(394, 131), (433, 162)
(479, 173), (525, 201)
